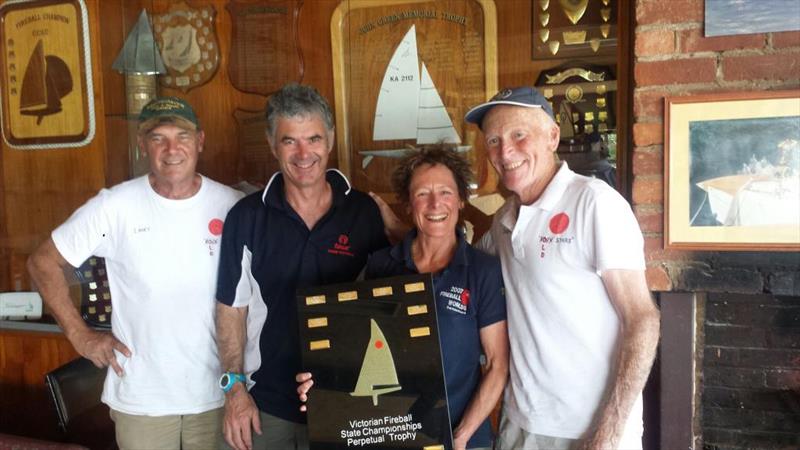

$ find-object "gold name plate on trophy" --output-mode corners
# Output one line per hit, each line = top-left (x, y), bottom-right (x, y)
(297, 274), (452, 449)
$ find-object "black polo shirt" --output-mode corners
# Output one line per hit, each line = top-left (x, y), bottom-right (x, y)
(216, 170), (389, 423)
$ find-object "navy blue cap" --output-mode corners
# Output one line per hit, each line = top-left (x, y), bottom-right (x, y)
(464, 86), (555, 129)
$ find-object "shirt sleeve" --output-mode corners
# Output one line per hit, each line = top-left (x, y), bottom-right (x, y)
(215, 201), (252, 307)
(51, 189), (114, 267)
(591, 187), (646, 273)
(474, 250), (506, 329)
(475, 228), (497, 256)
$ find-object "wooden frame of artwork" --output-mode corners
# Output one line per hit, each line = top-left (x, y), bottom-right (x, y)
(0, 0), (94, 149)
(330, 0), (498, 199)
(664, 90), (800, 251)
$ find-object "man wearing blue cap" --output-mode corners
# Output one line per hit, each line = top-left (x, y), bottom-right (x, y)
(28, 97), (244, 449)
(465, 87), (660, 450)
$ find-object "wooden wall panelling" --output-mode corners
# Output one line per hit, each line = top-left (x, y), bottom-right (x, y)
(100, 0), (150, 187)
(0, 0), (108, 291)
(150, 0), (264, 185)
(0, 330), (80, 440)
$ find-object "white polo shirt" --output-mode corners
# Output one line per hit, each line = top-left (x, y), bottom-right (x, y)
(479, 163), (645, 445)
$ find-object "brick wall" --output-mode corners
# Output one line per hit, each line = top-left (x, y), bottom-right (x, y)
(632, 0), (800, 294)
(703, 293), (800, 449)
(633, 1), (800, 448)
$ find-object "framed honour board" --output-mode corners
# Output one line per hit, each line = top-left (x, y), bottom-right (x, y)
(330, 0), (498, 201)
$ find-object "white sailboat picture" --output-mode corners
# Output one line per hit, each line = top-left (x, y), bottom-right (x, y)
(361, 25), (470, 169)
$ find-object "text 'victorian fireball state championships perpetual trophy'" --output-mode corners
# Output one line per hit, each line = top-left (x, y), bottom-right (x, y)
(297, 273), (452, 449)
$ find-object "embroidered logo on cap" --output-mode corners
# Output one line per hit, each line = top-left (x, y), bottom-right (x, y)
(493, 88), (513, 100)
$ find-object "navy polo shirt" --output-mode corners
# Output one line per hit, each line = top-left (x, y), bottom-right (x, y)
(365, 229), (506, 448)
(216, 170), (389, 423)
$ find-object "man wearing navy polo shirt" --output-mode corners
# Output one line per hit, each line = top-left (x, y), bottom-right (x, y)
(215, 84), (392, 450)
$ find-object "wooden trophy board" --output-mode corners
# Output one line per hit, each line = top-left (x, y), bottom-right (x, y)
(298, 274), (452, 449)
(154, 1), (220, 93)
(75, 256), (112, 329)
(0, 0), (94, 148)
(531, 0), (617, 60)
(227, 0), (304, 96)
(331, 0), (498, 200)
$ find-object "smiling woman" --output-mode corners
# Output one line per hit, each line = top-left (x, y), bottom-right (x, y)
(363, 143), (510, 450)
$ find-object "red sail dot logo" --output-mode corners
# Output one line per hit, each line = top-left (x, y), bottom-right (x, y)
(208, 219), (224, 236)
(549, 213), (569, 234)
(460, 289), (470, 305)
(375, 340), (384, 349)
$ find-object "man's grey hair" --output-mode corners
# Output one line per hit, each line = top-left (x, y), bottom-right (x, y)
(265, 83), (334, 143)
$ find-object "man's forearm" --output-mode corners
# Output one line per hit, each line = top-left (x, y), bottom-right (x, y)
(27, 239), (91, 345)
(588, 270), (660, 448)
(592, 310), (659, 443)
(216, 302), (247, 372)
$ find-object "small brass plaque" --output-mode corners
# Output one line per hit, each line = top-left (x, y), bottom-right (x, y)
(338, 291), (358, 302)
(407, 304), (428, 315)
(308, 317), (328, 328)
(306, 295), (326, 305)
(309, 339), (330, 351)
(372, 286), (393, 297)
(409, 327), (430, 338)
(404, 282), (425, 293)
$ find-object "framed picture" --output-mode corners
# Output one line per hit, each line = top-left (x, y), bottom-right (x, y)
(664, 90), (800, 251)
(705, 0), (800, 37)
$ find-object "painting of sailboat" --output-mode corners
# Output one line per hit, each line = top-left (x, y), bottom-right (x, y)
(19, 39), (73, 125)
(350, 319), (402, 406)
(361, 24), (469, 169)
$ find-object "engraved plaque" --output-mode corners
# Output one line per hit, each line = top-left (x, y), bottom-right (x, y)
(0, 0), (94, 148)
(154, 1), (220, 92)
(330, 0), (498, 198)
(298, 274), (452, 449)
(227, 0), (304, 96)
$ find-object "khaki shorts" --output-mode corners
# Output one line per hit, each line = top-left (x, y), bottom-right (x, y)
(220, 411), (308, 450)
(110, 407), (222, 450)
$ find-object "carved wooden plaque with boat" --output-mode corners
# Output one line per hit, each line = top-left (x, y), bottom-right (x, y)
(0, 0), (94, 148)
(330, 0), (498, 198)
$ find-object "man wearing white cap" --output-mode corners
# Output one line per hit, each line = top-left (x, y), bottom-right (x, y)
(465, 87), (660, 450)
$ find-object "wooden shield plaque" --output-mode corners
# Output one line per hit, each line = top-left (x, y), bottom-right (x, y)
(154, 1), (220, 92)
(298, 274), (452, 449)
(227, 0), (304, 96)
(330, 0), (498, 200)
(0, 0), (94, 149)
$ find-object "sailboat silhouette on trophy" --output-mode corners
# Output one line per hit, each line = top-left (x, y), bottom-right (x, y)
(350, 319), (402, 406)
(19, 39), (73, 125)
(360, 24), (470, 169)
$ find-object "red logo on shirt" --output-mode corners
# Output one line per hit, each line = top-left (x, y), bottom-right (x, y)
(328, 234), (354, 257)
(208, 218), (224, 236)
(549, 212), (570, 234)
(460, 289), (470, 306)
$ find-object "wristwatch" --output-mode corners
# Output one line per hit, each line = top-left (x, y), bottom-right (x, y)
(219, 372), (247, 392)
